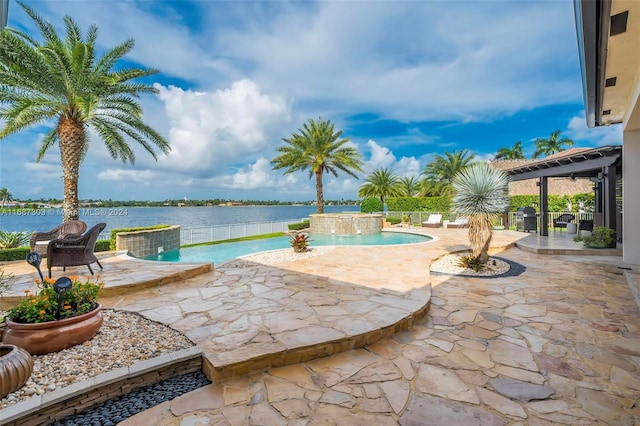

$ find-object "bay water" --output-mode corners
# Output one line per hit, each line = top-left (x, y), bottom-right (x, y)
(0, 205), (359, 234)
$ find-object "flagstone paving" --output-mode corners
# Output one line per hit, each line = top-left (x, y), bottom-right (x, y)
(4, 228), (638, 424)
(108, 228), (640, 425)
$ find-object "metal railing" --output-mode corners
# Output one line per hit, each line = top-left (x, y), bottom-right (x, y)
(96, 218), (307, 246)
(179, 218), (307, 246)
(382, 211), (594, 229)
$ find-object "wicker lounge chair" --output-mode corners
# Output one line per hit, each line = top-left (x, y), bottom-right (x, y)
(30, 220), (87, 256)
(446, 217), (469, 229)
(553, 214), (575, 232)
(46, 223), (106, 278)
(421, 214), (443, 228)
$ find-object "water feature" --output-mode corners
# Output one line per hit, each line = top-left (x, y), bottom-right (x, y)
(309, 213), (382, 235)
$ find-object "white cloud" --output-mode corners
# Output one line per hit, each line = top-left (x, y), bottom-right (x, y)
(96, 169), (159, 184)
(212, 157), (279, 190)
(154, 79), (291, 174)
(567, 115), (623, 146)
(366, 140), (396, 170)
(395, 157), (421, 177)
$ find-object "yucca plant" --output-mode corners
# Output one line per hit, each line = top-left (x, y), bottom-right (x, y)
(452, 163), (510, 264)
(290, 232), (311, 253)
(0, 230), (32, 249)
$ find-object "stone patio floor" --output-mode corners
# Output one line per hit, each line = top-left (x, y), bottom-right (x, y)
(4, 228), (640, 424)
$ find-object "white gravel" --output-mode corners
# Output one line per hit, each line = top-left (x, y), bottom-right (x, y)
(430, 252), (511, 276)
(0, 310), (194, 409)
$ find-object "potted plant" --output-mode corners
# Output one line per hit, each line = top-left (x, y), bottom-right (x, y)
(573, 226), (615, 249)
(2, 275), (104, 355)
(401, 214), (411, 228)
(290, 232), (311, 253)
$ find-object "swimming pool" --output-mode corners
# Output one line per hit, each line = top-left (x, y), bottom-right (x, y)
(144, 231), (432, 264)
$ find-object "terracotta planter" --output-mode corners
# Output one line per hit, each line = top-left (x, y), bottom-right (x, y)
(3, 303), (103, 355)
(0, 344), (33, 399)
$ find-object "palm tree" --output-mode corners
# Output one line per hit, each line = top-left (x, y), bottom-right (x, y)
(272, 117), (364, 214)
(452, 163), (510, 264)
(533, 130), (574, 158)
(0, 188), (12, 208)
(0, 3), (170, 221)
(358, 168), (403, 204)
(420, 149), (477, 196)
(398, 176), (420, 197)
(494, 141), (525, 160)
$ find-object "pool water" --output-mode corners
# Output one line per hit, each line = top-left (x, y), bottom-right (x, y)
(144, 232), (432, 264)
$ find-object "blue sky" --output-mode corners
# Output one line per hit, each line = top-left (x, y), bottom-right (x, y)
(0, 0), (622, 202)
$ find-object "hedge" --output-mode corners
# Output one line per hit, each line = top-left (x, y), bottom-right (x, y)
(109, 224), (170, 250)
(386, 196), (451, 212)
(509, 194), (593, 212)
(0, 240), (111, 262)
(288, 220), (310, 231)
(360, 197), (383, 213)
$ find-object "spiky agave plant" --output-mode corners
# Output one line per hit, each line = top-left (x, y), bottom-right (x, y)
(452, 163), (510, 264)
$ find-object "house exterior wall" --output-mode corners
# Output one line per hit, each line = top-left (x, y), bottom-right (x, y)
(623, 132), (640, 266)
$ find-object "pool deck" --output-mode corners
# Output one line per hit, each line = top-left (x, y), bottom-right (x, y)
(2, 228), (640, 424)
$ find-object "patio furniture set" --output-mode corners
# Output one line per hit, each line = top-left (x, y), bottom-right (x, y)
(29, 221), (106, 278)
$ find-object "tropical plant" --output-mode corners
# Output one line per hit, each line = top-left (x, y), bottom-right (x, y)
(573, 226), (615, 249)
(494, 141), (525, 160)
(452, 162), (510, 264)
(0, 3), (171, 222)
(0, 188), (12, 208)
(272, 117), (364, 214)
(0, 267), (15, 312)
(457, 254), (484, 272)
(0, 230), (31, 249)
(398, 176), (420, 197)
(533, 130), (574, 158)
(3, 275), (102, 323)
(360, 197), (383, 213)
(290, 232), (311, 253)
(420, 149), (477, 196)
(358, 168), (403, 204)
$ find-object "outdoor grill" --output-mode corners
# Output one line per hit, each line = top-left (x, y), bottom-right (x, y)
(516, 207), (537, 232)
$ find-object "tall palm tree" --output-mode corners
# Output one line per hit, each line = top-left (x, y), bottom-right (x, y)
(494, 141), (525, 160)
(0, 188), (12, 208)
(452, 163), (510, 264)
(398, 176), (420, 197)
(420, 149), (477, 196)
(0, 3), (170, 221)
(272, 117), (364, 214)
(358, 168), (403, 204)
(533, 130), (574, 158)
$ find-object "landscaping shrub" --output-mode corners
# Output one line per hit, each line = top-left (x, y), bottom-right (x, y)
(0, 247), (30, 261)
(360, 197), (383, 213)
(385, 216), (401, 225)
(109, 224), (170, 250)
(288, 220), (310, 231)
(95, 240), (110, 252)
(386, 196), (450, 212)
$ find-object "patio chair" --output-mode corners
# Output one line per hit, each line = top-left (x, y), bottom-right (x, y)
(46, 223), (106, 278)
(421, 214), (443, 228)
(446, 217), (469, 229)
(553, 214), (575, 232)
(578, 219), (594, 234)
(30, 220), (87, 257)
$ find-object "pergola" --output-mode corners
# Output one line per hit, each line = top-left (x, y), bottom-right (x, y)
(504, 146), (622, 237)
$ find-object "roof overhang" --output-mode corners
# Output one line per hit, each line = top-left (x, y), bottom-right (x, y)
(575, 0), (640, 128)
(0, 0), (8, 31)
(504, 145), (622, 181)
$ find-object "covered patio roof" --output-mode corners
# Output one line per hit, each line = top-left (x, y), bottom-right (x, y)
(503, 145), (622, 180)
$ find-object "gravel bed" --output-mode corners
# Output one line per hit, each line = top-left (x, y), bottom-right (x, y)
(0, 310), (195, 409)
(51, 370), (211, 426)
(430, 252), (526, 278)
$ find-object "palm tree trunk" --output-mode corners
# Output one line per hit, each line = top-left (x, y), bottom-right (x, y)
(315, 170), (324, 214)
(57, 117), (85, 222)
(469, 213), (493, 263)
